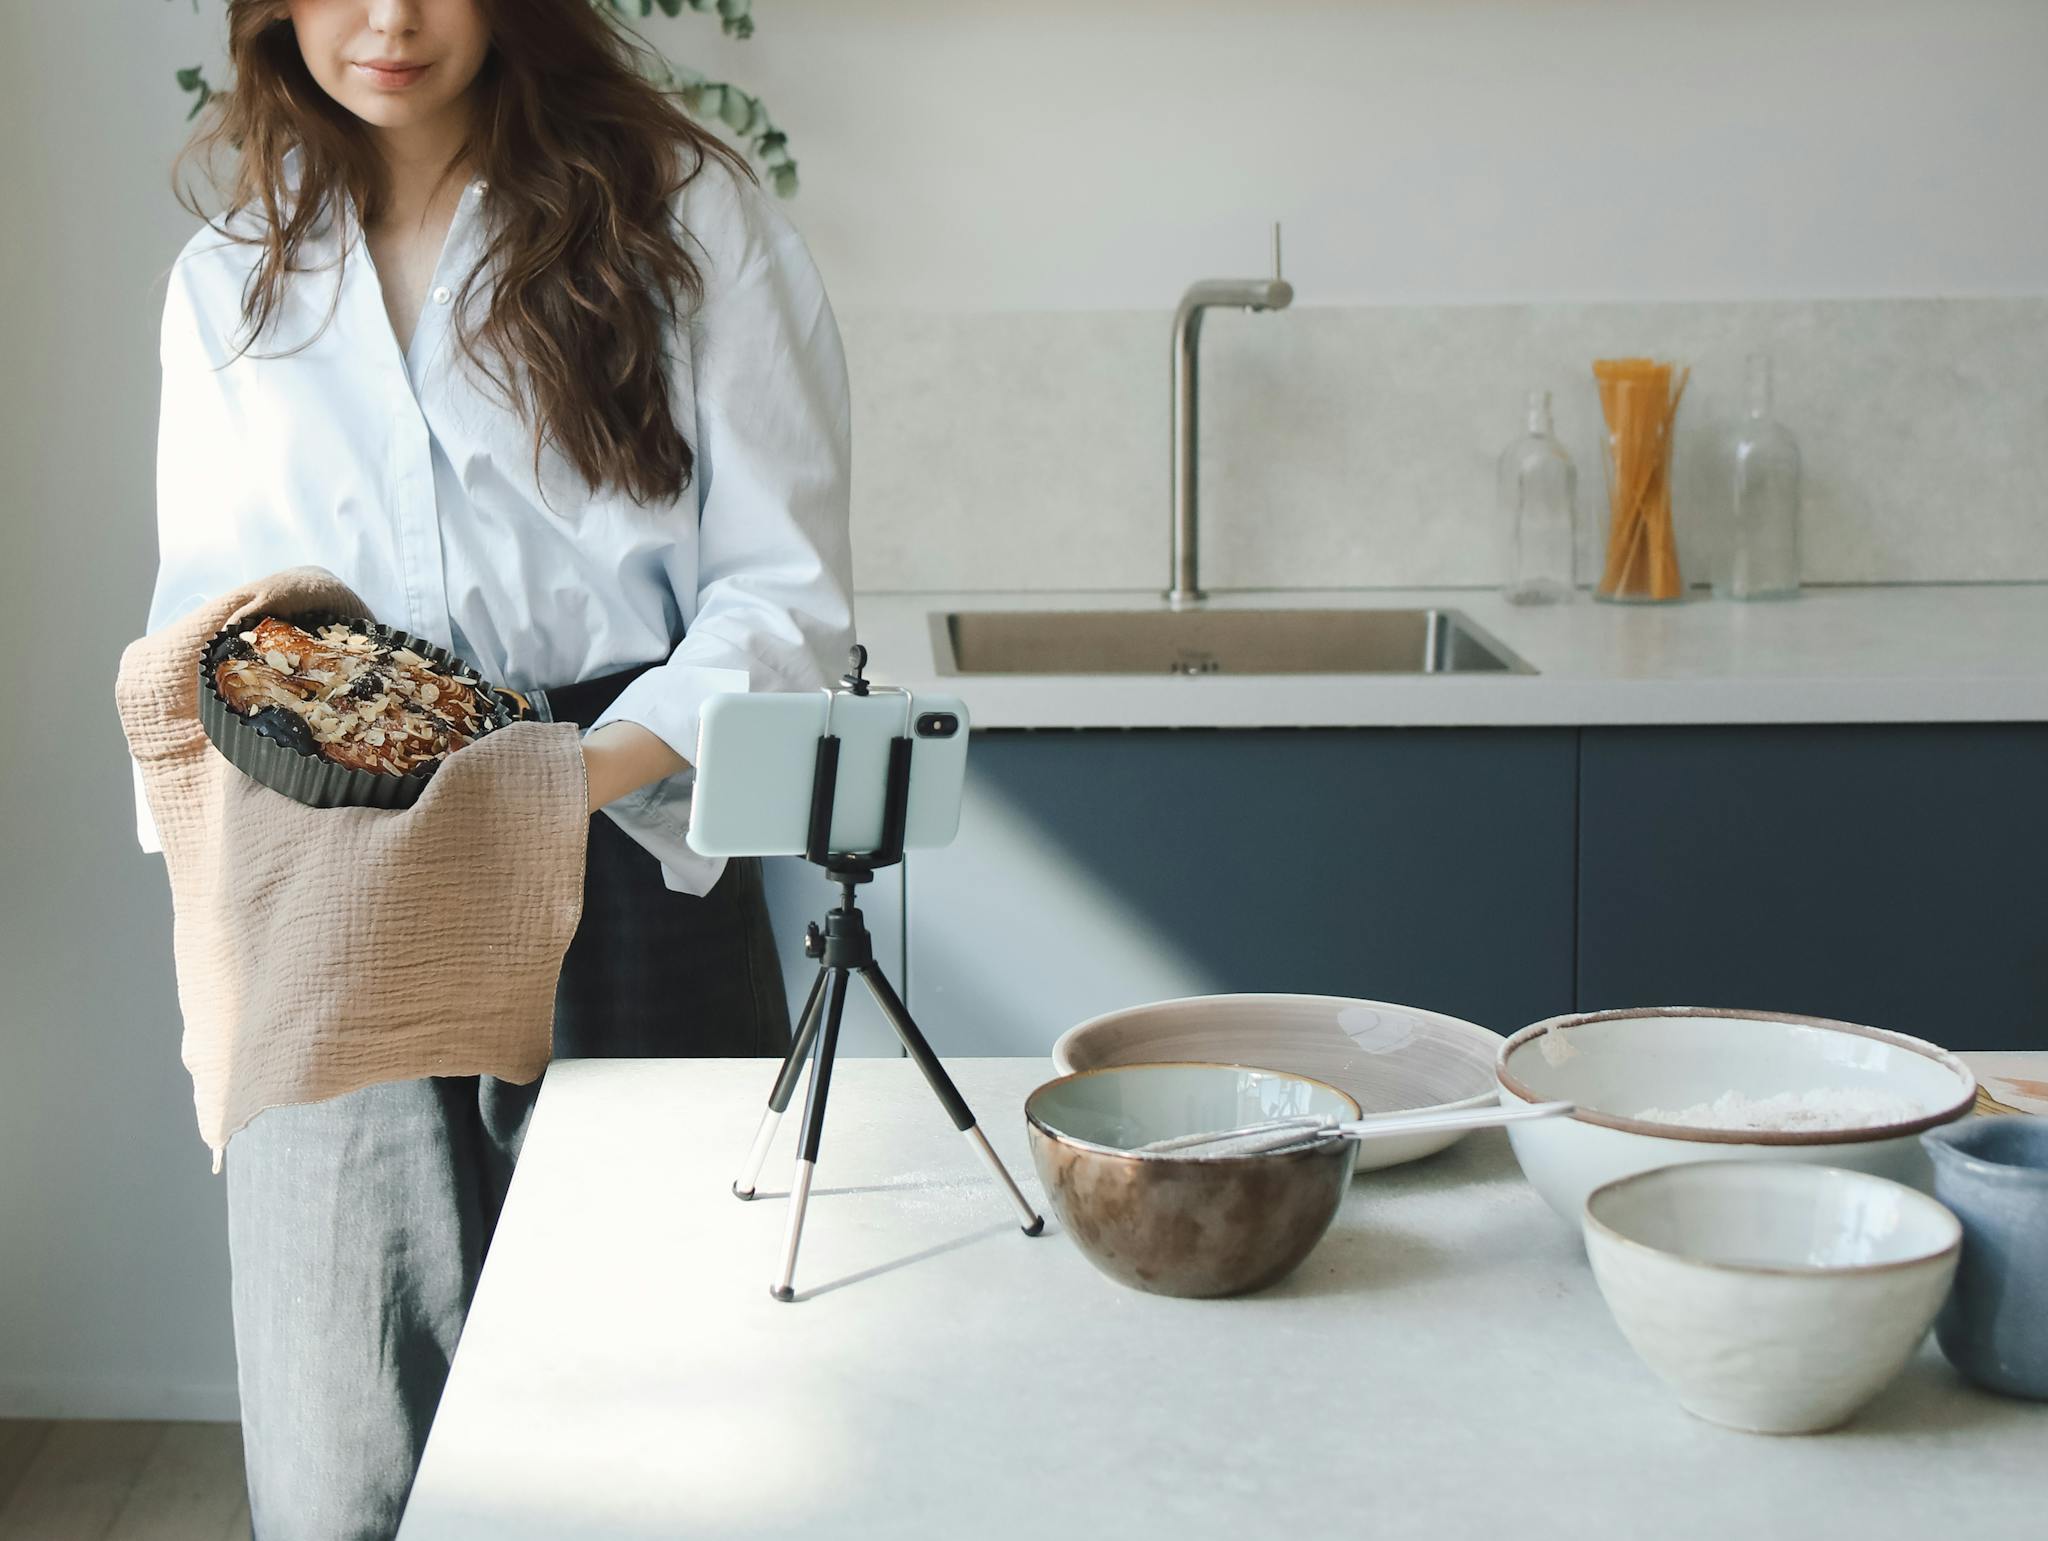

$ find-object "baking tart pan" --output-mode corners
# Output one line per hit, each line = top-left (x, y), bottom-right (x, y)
(197, 611), (531, 811)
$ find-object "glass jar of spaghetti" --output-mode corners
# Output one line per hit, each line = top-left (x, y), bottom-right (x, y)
(1592, 358), (1689, 603)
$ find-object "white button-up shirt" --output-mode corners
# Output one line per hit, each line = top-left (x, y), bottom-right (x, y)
(135, 153), (855, 895)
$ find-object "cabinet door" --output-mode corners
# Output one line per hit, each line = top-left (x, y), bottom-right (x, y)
(905, 728), (1578, 1056)
(1578, 726), (2048, 1050)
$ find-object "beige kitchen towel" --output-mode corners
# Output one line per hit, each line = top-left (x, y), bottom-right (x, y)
(116, 566), (590, 1169)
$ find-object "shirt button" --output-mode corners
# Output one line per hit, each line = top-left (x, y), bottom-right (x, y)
(431, 285), (452, 305)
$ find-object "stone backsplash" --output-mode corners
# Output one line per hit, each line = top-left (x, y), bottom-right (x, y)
(839, 297), (2048, 593)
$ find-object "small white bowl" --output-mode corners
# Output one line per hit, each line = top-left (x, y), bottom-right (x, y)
(1496, 1007), (1975, 1224)
(1583, 1162), (1961, 1434)
(1053, 994), (1501, 1173)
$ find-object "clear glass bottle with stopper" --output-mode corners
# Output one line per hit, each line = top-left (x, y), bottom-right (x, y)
(1718, 352), (1801, 600)
(1499, 389), (1578, 604)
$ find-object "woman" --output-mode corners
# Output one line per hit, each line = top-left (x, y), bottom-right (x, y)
(139, 1), (853, 1534)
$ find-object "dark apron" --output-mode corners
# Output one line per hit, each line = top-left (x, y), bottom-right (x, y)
(543, 660), (792, 1060)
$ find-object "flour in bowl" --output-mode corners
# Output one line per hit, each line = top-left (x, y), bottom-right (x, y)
(1634, 1088), (1925, 1133)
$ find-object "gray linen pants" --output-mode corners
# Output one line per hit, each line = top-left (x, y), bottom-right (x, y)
(224, 818), (791, 1540)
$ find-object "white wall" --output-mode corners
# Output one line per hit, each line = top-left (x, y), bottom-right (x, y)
(683, 0), (2048, 310)
(0, 0), (246, 1418)
(3, 0), (2044, 1419)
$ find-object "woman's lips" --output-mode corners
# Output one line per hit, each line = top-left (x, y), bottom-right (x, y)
(353, 60), (433, 90)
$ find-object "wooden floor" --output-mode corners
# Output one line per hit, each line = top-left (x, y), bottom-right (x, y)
(0, 1421), (248, 1540)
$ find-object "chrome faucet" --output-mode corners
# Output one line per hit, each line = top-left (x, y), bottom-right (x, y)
(1166, 222), (1294, 608)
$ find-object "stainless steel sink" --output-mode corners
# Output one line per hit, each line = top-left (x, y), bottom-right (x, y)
(929, 607), (1534, 676)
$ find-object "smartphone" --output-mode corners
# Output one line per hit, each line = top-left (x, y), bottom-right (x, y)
(686, 689), (970, 859)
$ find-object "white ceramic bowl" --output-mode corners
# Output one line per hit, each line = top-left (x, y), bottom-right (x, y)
(1496, 1007), (1975, 1224)
(1052, 994), (1501, 1172)
(1583, 1161), (1961, 1433)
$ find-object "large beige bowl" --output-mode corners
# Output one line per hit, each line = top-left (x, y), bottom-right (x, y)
(1498, 1007), (1977, 1226)
(1051, 993), (1502, 1172)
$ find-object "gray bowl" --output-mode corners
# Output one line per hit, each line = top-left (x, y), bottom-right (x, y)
(1025, 1063), (1359, 1298)
(1923, 1117), (2048, 1400)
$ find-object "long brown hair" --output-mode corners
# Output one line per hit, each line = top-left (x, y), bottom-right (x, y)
(176, 0), (755, 507)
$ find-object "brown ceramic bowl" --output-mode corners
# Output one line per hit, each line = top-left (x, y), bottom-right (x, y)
(1025, 1063), (1361, 1298)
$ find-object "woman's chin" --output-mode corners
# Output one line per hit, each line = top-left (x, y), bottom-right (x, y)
(337, 87), (462, 132)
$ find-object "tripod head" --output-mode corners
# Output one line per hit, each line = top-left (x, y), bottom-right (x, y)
(822, 859), (876, 891)
(838, 644), (873, 695)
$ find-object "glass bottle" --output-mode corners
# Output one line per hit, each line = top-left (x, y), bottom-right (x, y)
(1718, 353), (1801, 600)
(1499, 389), (1577, 604)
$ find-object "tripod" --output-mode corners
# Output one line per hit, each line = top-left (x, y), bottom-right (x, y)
(732, 650), (1043, 1301)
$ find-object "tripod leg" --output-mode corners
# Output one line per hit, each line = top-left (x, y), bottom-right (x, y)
(856, 965), (1045, 1236)
(772, 966), (850, 1302)
(734, 964), (830, 1200)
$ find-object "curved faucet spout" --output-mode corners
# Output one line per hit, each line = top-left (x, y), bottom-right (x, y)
(1167, 224), (1294, 608)
(1175, 277), (1295, 328)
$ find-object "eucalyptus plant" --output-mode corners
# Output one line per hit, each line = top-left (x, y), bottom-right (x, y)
(171, 0), (798, 195)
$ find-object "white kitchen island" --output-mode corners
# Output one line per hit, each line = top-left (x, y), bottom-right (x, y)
(396, 1059), (2045, 1541)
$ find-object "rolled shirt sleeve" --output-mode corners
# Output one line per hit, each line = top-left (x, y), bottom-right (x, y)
(586, 169), (856, 893)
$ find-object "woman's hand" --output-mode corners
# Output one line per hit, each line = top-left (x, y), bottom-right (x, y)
(580, 720), (691, 814)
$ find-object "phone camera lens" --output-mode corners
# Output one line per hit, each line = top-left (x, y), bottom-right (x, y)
(915, 712), (959, 738)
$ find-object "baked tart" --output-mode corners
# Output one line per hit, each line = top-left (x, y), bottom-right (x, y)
(199, 614), (526, 809)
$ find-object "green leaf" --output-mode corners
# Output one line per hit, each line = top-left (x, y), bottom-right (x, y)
(716, 0), (755, 39)
(718, 88), (757, 134)
(174, 62), (214, 119)
(683, 0), (755, 38)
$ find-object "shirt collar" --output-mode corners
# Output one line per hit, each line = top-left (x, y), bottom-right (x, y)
(275, 145), (494, 294)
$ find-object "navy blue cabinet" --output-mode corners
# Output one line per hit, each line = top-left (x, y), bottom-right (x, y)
(1577, 726), (2048, 1050)
(904, 728), (1579, 1054)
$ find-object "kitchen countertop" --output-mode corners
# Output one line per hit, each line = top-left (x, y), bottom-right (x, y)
(854, 583), (2048, 728)
(397, 1058), (2046, 1541)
